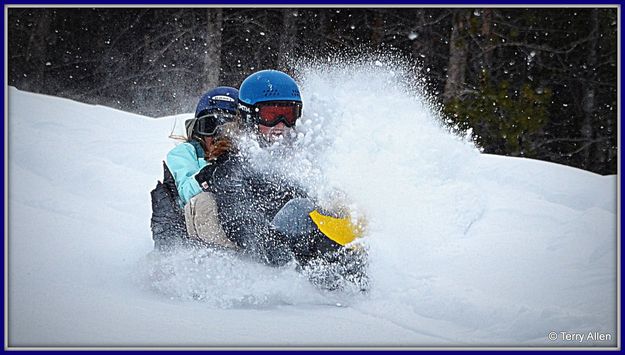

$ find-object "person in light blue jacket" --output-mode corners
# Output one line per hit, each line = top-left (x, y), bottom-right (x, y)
(166, 86), (240, 249)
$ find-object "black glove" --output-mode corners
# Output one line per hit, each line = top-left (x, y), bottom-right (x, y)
(194, 161), (218, 192)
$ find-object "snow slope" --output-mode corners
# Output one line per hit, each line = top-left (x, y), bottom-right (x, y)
(6, 62), (618, 349)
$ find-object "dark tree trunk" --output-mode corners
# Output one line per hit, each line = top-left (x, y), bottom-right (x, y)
(443, 9), (469, 104)
(371, 10), (384, 46)
(24, 10), (52, 92)
(481, 8), (494, 70)
(581, 9), (598, 170)
(278, 9), (298, 70)
(202, 8), (223, 90)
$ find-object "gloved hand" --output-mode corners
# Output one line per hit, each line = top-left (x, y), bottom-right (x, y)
(194, 162), (218, 192)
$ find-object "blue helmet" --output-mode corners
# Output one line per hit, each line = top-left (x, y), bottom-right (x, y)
(195, 86), (239, 118)
(239, 70), (302, 106)
(238, 70), (302, 127)
(190, 86), (239, 139)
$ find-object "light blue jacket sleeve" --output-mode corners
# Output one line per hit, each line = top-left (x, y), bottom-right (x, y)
(166, 142), (207, 206)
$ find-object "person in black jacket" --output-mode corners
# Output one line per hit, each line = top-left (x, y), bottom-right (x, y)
(193, 71), (369, 291)
(193, 70), (317, 266)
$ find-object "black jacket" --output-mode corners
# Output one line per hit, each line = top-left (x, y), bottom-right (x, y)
(208, 153), (308, 266)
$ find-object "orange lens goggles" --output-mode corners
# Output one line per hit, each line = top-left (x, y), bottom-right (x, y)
(256, 103), (302, 127)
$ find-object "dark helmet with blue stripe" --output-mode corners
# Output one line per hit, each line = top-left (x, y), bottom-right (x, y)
(190, 86), (239, 139)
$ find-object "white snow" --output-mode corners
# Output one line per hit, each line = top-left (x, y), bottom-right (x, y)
(6, 62), (618, 349)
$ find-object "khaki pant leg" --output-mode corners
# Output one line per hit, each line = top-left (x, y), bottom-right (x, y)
(184, 192), (237, 249)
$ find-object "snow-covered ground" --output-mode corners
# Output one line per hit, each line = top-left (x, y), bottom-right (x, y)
(6, 62), (618, 349)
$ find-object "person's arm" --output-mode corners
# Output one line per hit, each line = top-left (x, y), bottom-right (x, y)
(165, 143), (204, 205)
(212, 159), (292, 266)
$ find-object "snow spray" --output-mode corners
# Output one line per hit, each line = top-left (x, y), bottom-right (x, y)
(139, 53), (484, 310)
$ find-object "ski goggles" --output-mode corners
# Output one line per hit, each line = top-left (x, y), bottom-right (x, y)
(255, 102), (302, 128)
(195, 112), (236, 136)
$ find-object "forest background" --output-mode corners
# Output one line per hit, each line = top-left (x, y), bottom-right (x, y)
(7, 7), (618, 174)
